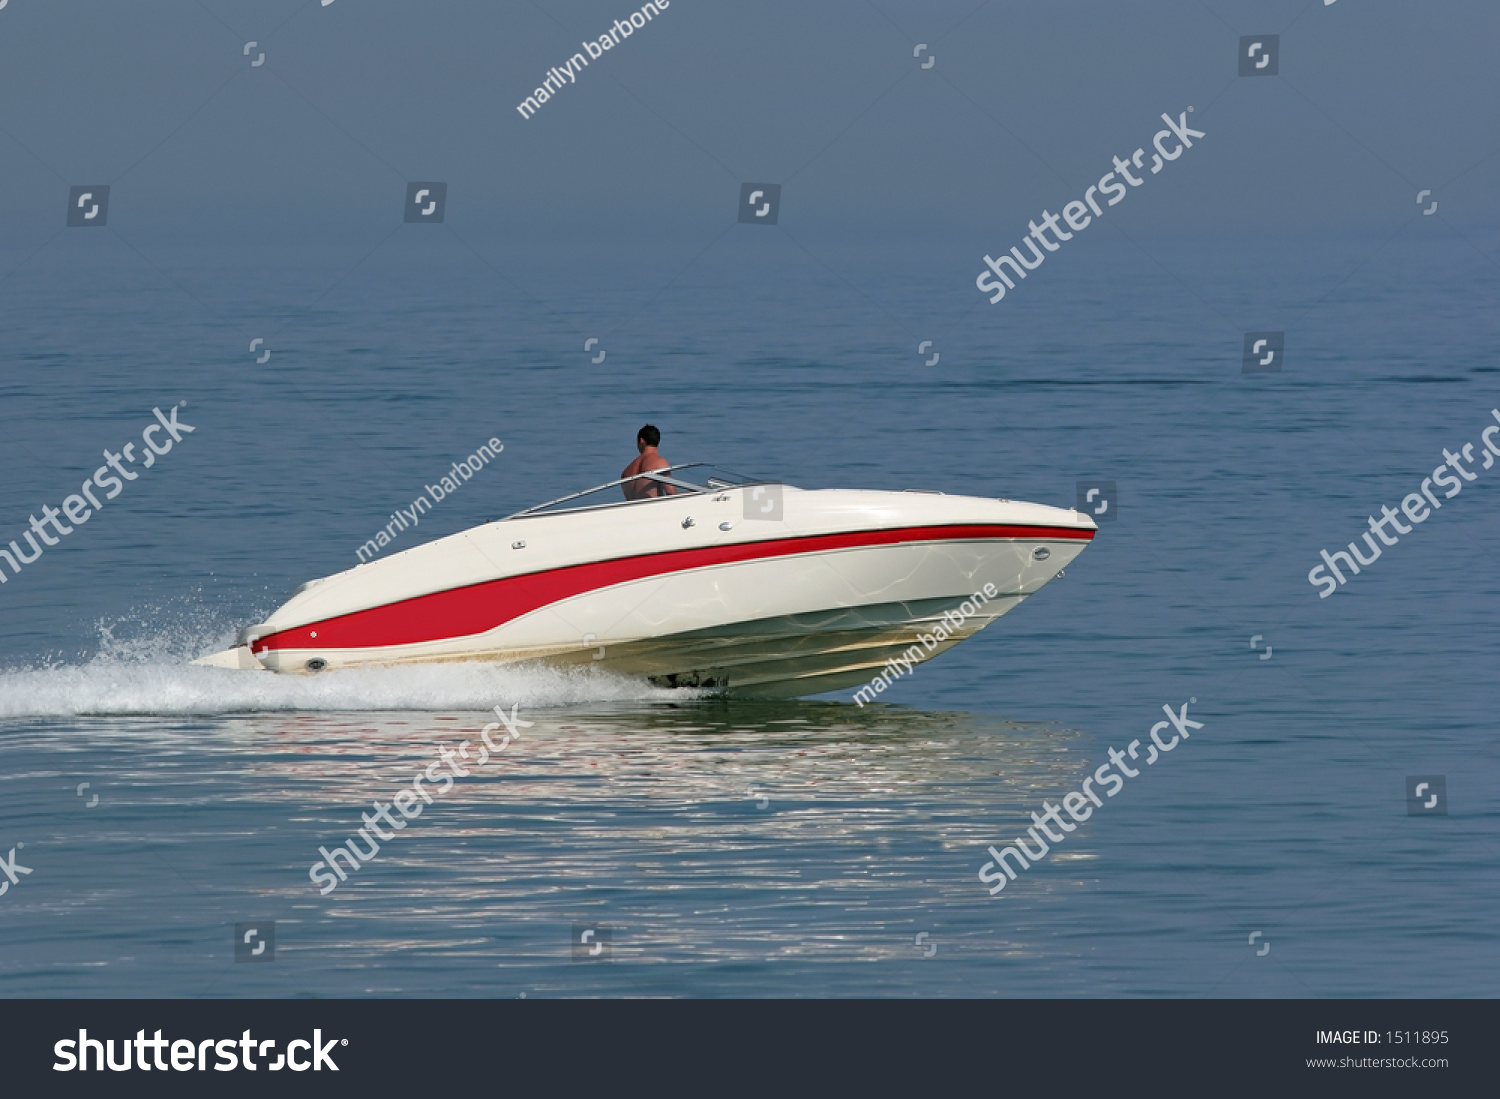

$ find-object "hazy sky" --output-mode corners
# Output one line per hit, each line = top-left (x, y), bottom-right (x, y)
(1, 0), (1496, 249)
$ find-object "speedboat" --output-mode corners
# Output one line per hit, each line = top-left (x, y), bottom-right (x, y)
(193, 465), (1096, 697)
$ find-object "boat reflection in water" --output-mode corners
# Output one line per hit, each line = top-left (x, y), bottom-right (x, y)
(0, 697), (1100, 995)
(243, 699), (1096, 989)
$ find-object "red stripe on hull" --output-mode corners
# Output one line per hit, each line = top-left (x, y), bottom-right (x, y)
(256, 523), (1093, 654)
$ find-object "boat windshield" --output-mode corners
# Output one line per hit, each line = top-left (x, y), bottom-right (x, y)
(503, 464), (775, 519)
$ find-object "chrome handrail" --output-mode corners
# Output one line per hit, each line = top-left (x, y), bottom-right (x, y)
(501, 463), (710, 519)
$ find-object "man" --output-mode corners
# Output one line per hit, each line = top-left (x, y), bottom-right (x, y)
(621, 425), (674, 500)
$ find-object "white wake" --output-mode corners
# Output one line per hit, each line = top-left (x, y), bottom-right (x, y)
(0, 604), (691, 718)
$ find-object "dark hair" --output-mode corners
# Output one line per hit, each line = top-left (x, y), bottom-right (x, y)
(638, 424), (661, 447)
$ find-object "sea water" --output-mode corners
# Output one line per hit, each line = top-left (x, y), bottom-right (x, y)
(1, 228), (1496, 996)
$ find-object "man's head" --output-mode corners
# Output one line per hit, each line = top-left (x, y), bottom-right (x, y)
(637, 424), (661, 452)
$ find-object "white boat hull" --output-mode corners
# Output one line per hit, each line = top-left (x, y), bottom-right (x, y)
(194, 485), (1095, 697)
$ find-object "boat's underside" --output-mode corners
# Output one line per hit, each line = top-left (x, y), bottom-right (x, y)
(542, 596), (998, 698)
